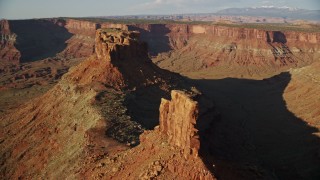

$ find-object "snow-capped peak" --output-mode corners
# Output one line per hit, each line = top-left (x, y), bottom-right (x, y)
(252, 6), (299, 11)
(260, 5), (275, 8)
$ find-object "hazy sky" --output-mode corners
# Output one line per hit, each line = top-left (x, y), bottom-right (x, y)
(0, 0), (319, 19)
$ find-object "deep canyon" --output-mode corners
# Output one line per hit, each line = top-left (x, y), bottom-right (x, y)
(1, 18), (320, 179)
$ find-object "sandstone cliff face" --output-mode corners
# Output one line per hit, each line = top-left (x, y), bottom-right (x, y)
(129, 24), (190, 55)
(2, 19), (98, 62)
(65, 19), (98, 36)
(67, 28), (174, 90)
(66, 29), (137, 89)
(101, 22), (128, 30)
(132, 23), (319, 54)
(58, 19), (99, 58)
(125, 23), (320, 78)
(84, 89), (216, 180)
(60, 20), (130, 59)
(0, 20), (20, 66)
(118, 88), (216, 179)
(190, 25), (319, 44)
(159, 90), (200, 158)
(153, 24), (320, 78)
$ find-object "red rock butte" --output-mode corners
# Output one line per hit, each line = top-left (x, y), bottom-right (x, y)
(160, 90), (201, 158)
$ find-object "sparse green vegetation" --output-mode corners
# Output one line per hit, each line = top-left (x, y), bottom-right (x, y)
(94, 89), (144, 146)
(69, 17), (213, 25)
(213, 22), (320, 32)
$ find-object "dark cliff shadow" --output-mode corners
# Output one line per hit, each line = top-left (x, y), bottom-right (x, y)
(9, 19), (72, 62)
(190, 72), (320, 180)
(266, 31), (272, 43)
(128, 24), (172, 56)
(266, 31), (287, 44)
(266, 31), (294, 63)
(124, 85), (170, 130)
(122, 67), (188, 130)
(273, 31), (287, 44)
(107, 41), (185, 130)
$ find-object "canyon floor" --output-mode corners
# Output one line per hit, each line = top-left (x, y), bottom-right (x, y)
(1, 19), (320, 179)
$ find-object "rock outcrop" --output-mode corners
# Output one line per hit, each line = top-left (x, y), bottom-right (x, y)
(55, 20), (129, 59)
(84, 88), (216, 179)
(65, 19), (99, 36)
(82, 87), (217, 179)
(94, 28), (140, 60)
(159, 90), (200, 158)
(57, 19), (98, 58)
(0, 20), (20, 66)
(68, 28), (175, 90)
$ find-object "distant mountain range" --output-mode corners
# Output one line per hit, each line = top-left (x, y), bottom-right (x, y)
(216, 6), (320, 21)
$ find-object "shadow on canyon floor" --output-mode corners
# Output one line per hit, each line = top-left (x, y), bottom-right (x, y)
(190, 72), (320, 180)
(9, 20), (72, 62)
(128, 24), (172, 56)
(124, 85), (170, 129)
(119, 70), (320, 179)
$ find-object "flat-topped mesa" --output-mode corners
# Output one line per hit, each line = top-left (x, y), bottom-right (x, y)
(95, 28), (144, 62)
(65, 19), (99, 36)
(159, 90), (204, 158)
(67, 28), (170, 89)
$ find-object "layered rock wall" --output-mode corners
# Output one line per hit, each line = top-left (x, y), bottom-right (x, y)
(190, 25), (320, 44)
(58, 19), (99, 58)
(65, 19), (99, 36)
(2, 17), (319, 73)
(101, 23), (128, 30)
(132, 23), (319, 53)
(152, 23), (320, 77)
